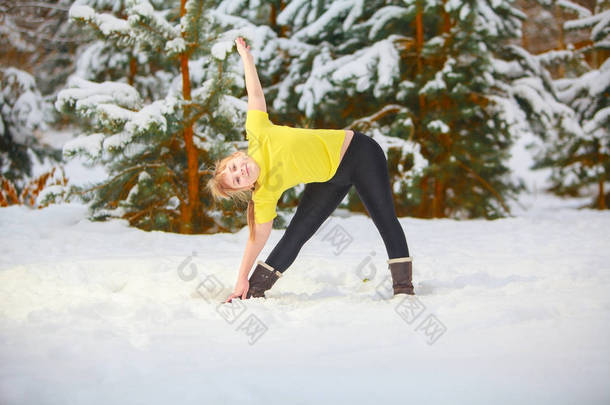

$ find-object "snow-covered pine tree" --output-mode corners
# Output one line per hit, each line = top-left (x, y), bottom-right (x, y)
(212, 0), (426, 217)
(397, 0), (527, 219)
(215, 0), (589, 219)
(256, 0), (527, 219)
(71, 0), (175, 101)
(56, 0), (244, 233)
(519, 0), (593, 76)
(0, 1), (75, 195)
(0, 67), (59, 190)
(533, 0), (609, 209)
(0, 0), (83, 95)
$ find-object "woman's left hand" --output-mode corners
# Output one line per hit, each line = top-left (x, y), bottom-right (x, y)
(235, 37), (252, 59)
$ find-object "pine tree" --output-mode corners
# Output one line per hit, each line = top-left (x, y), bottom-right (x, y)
(0, 1), (76, 192)
(221, 0), (535, 219)
(0, 67), (59, 190)
(533, 0), (609, 209)
(71, 0), (174, 101)
(214, 0), (600, 219)
(0, 0), (85, 95)
(56, 0), (244, 233)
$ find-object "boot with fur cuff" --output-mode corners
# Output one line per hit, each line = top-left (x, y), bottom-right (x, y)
(246, 260), (283, 299)
(387, 256), (414, 295)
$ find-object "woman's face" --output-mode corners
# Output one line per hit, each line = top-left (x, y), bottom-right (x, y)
(222, 153), (260, 191)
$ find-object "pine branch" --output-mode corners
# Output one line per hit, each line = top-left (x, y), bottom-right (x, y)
(72, 163), (165, 196)
(454, 159), (511, 215)
(346, 104), (409, 131)
(123, 196), (172, 223)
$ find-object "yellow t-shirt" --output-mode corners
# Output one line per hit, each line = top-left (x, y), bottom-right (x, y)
(246, 109), (346, 224)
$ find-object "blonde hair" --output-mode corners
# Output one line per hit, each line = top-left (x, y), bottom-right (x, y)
(206, 150), (260, 241)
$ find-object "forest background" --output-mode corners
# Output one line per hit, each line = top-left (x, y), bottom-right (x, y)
(1, 0), (608, 234)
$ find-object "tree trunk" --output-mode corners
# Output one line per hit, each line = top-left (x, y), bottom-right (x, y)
(598, 179), (606, 210)
(415, 2), (425, 111)
(418, 176), (429, 218)
(433, 177), (444, 217)
(555, 2), (566, 77)
(414, 2), (428, 218)
(179, 0), (199, 234)
(270, 1), (287, 37)
(128, 56), (137, 86)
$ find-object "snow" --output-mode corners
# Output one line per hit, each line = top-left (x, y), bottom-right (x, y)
(165, 37), (186, 54)
(1, 191), (609, 404)
(103, 131), (133, 151)
(342, 0), (364, 31)
(584, 106), (610, 134)
(217, 0), (250, 15)
(69, 4), (96, 20)
(420, 70), (447, 94)
(558, 0), (592, 17)
(211, 39), (234, 60)
(556, 59), (610, 111)
(124, 100), (171, 136)
(70, 4), (131, 38)
(565, 9), (610, 32)
(276, 0), (311, 27)
(295, 38), (401, 116)
(292, 0), (352, 40)
(428, 119), (450, 134)
(63, 133), (106, 159)
(3, 0), (609, 402)
(56, 77), (142, 113)
(367, 6), (407, 40)
(1, 68), (50, 143)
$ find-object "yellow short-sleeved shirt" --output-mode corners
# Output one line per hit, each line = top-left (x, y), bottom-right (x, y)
(246, 110), (346, 224)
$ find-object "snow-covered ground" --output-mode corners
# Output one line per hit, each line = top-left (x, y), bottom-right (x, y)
(1, 127), (609, 404)
(1, 190), (609, 404)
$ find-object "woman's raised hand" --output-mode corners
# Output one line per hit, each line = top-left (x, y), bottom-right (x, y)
(235, 37), (252, 59)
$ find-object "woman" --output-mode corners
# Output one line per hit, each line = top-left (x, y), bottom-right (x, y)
(206, 37), (414, 303)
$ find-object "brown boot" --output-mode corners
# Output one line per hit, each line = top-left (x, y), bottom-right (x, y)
(246, 261), (283, 299)
(387, 257), (414, 295)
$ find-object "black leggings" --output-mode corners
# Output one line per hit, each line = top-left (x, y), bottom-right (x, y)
(264, 131), (409, 273)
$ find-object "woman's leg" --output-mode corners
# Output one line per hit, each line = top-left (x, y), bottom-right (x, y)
(351, 133), (410, 259)
(264, 180), (352, 273)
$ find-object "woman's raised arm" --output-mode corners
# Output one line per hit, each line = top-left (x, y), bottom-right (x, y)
(235, 37), (267, 112)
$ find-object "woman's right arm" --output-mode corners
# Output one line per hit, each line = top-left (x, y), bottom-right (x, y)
(235, 37), (267, 113)
(225, 220), (273, 302)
